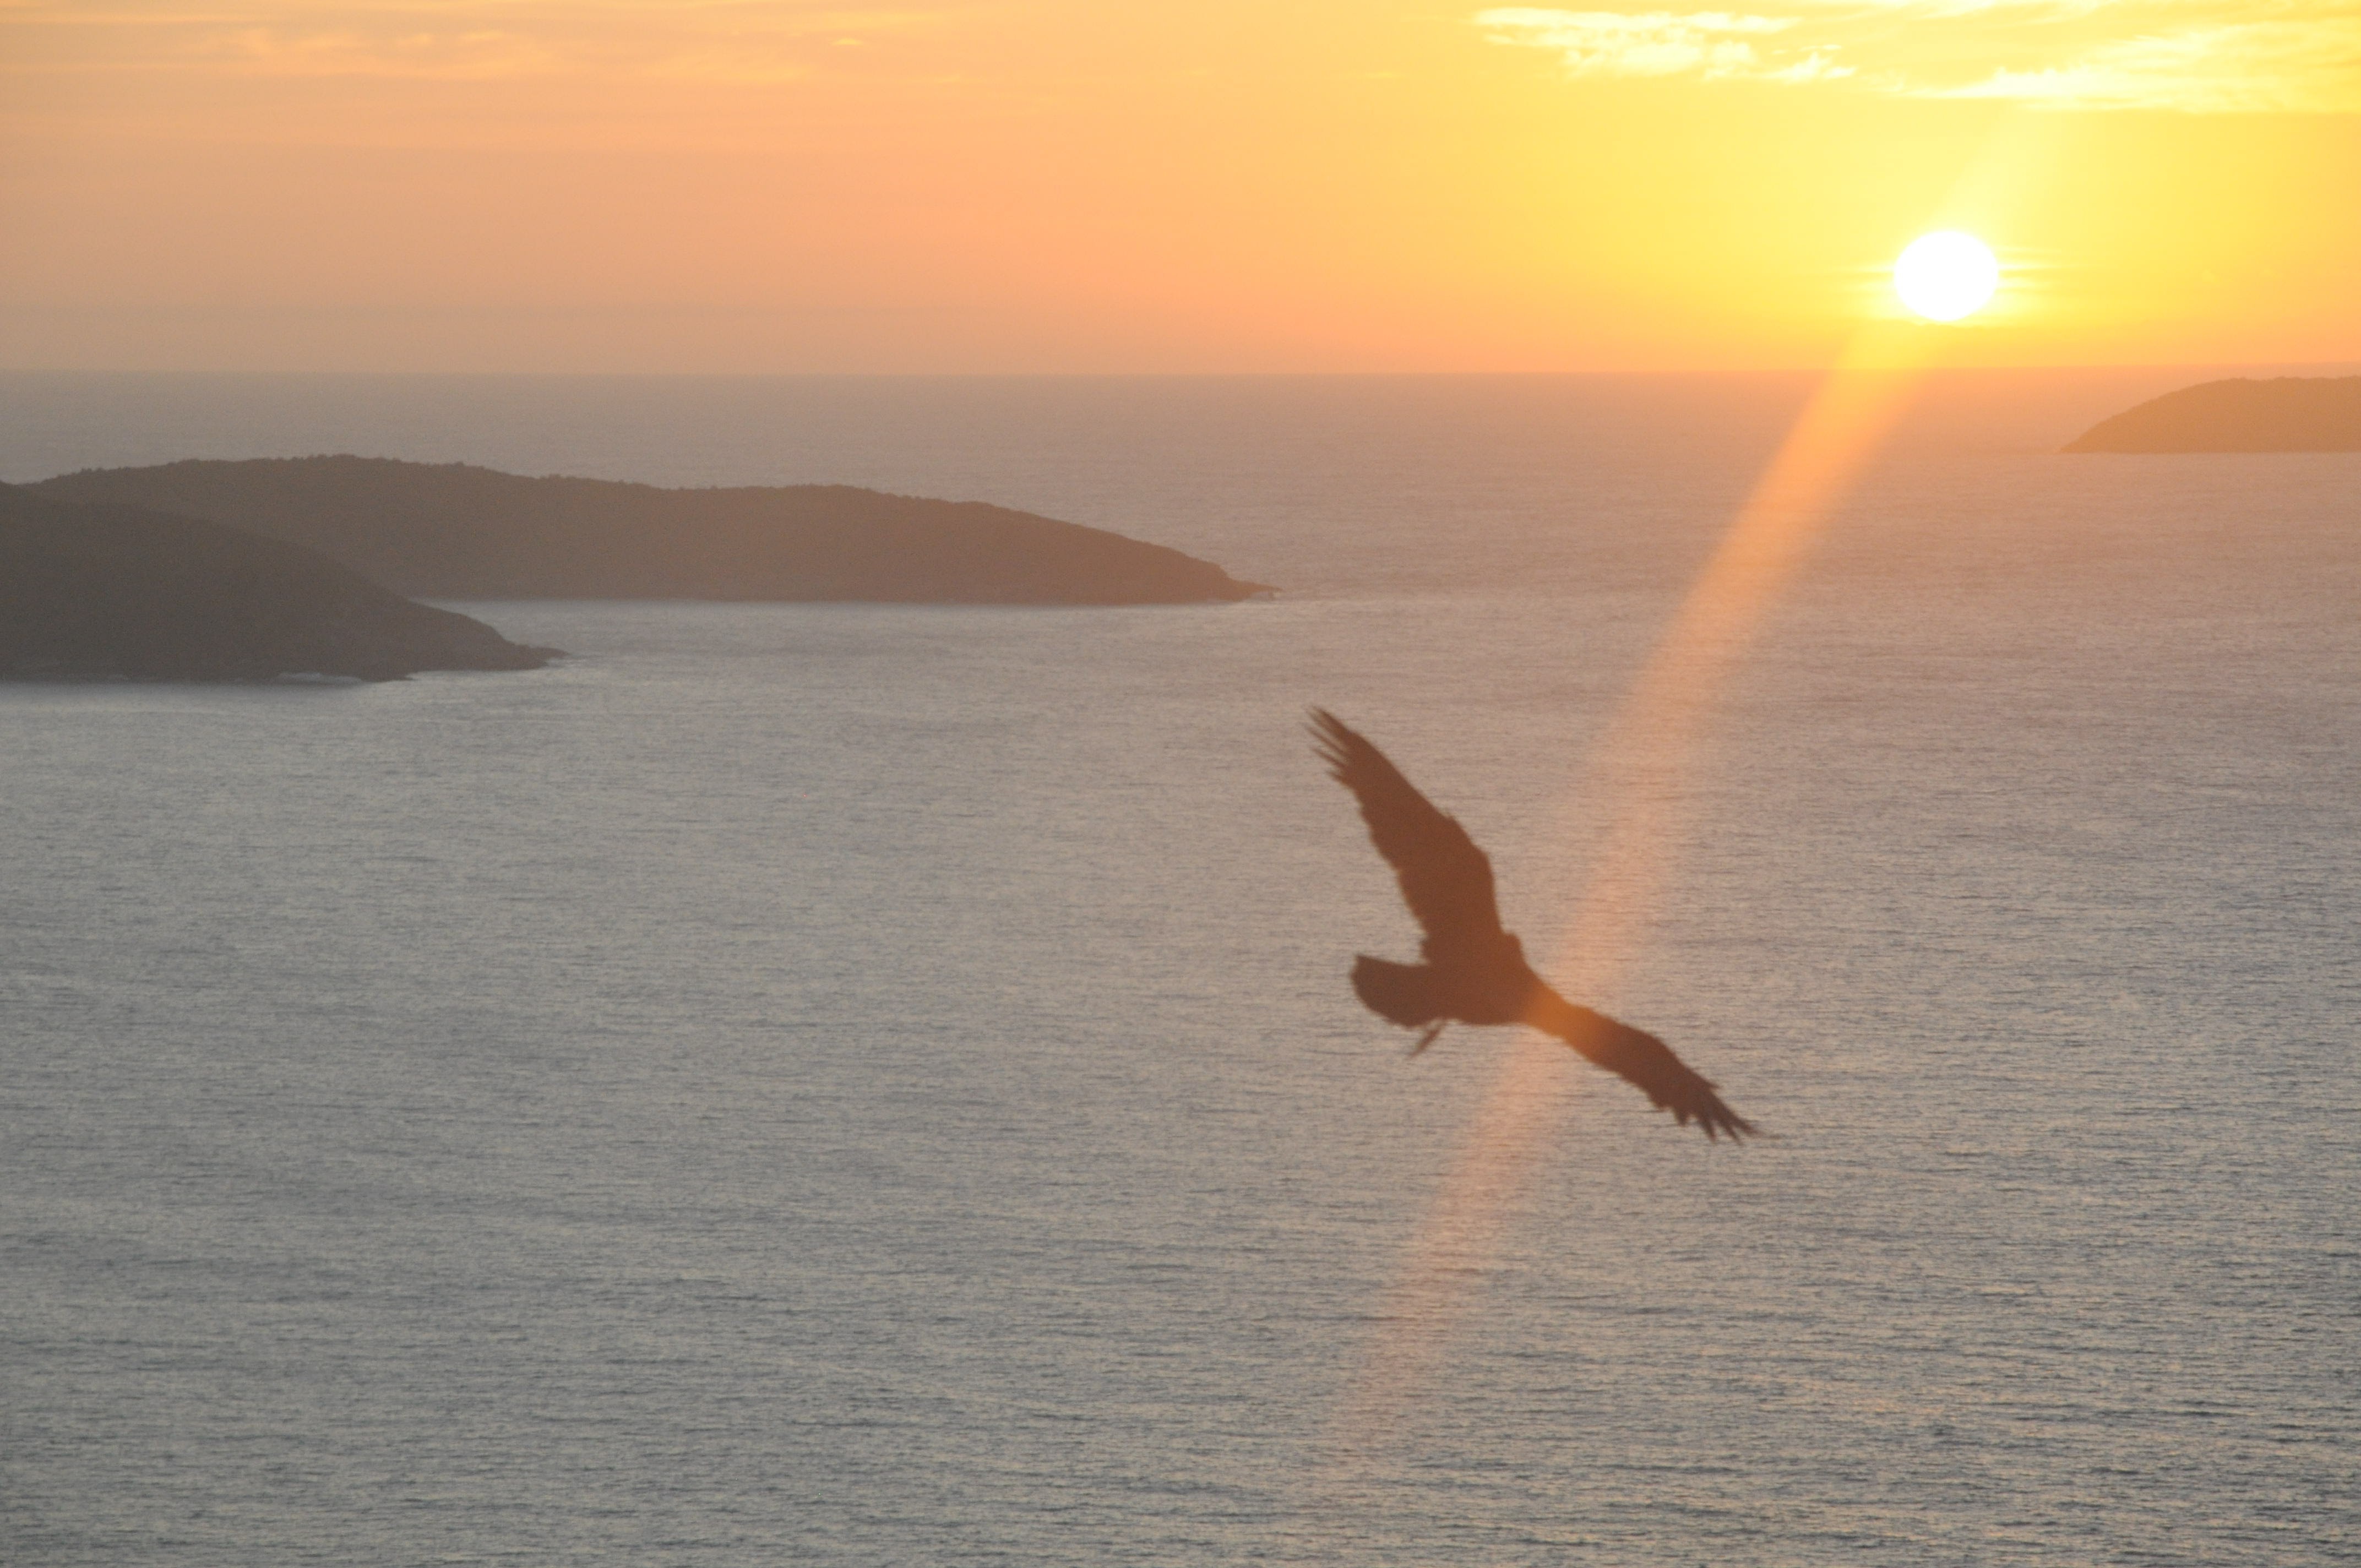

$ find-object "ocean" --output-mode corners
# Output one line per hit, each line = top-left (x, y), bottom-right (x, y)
(2, 371), (2355, 1564)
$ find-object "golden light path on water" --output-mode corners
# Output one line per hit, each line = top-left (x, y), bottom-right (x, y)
(1329, 323), (1940, 1451)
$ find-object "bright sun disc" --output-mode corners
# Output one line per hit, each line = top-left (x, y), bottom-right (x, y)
(1894, 231), (1998, 322)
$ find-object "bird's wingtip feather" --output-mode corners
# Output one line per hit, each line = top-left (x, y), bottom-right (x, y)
(1305, 707), (1359, 777)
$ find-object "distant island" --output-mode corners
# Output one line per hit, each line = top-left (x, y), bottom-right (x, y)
(2064, 376), (2361, 453)
(1, 485), (560, 682)
(28, 456), (1275, 604)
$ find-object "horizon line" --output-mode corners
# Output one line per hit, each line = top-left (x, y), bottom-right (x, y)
(6, 360), (2361, 381)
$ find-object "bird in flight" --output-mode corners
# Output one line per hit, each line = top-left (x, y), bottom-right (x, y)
(1311, 708), (1756, 1141)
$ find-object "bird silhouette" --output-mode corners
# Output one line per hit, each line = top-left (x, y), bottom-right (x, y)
(1311, 708), (1756, 1141)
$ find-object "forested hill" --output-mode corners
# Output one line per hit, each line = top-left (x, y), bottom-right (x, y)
(30, 456), (1274, 604)
(2064, 376), (2361, 453)
(0, 484), (559, 682)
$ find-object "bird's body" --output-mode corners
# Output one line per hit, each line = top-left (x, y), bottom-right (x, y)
(1311, 708), (1756, 1141)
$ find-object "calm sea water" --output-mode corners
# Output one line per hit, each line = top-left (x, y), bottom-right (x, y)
(3, 373), (2356, 1565)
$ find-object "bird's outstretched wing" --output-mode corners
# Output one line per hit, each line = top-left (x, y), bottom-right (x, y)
(1532, 990), (1757, 1142)
(1309, 709), (1503, 944)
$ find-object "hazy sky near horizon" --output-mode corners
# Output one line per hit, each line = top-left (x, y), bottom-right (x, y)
(5, 1), (2360, 373)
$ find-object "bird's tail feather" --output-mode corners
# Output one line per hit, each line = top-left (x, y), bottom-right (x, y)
(1351, 956), (1441, 1028)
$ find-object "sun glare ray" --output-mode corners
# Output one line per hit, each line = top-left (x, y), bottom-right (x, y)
(1326, 320), (1940, 1453)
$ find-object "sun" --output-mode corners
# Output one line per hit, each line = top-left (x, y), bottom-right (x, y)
(1894, 231), (1999, 323)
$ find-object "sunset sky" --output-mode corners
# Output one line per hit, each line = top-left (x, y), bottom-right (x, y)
(5, 1), (2359, 372)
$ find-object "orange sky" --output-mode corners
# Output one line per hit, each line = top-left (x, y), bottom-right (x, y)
(4, 1), (2359, 372)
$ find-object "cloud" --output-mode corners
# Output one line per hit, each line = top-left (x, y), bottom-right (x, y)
(1923, 17), (2361, 112)
(1477, 2), (2361, 112)
(1475, 8), (1851, 82)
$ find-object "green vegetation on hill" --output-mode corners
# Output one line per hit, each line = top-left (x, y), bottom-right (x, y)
(2064, 376), (2361, 453)
(1, 485), (559, 682)
(29, 457), (1274, 604)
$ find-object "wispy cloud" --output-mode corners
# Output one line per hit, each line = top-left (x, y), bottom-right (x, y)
(1479, 2), (2361, 112)
(1927, 16), (2361, 111)
(1476, 8), (1851, 83)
